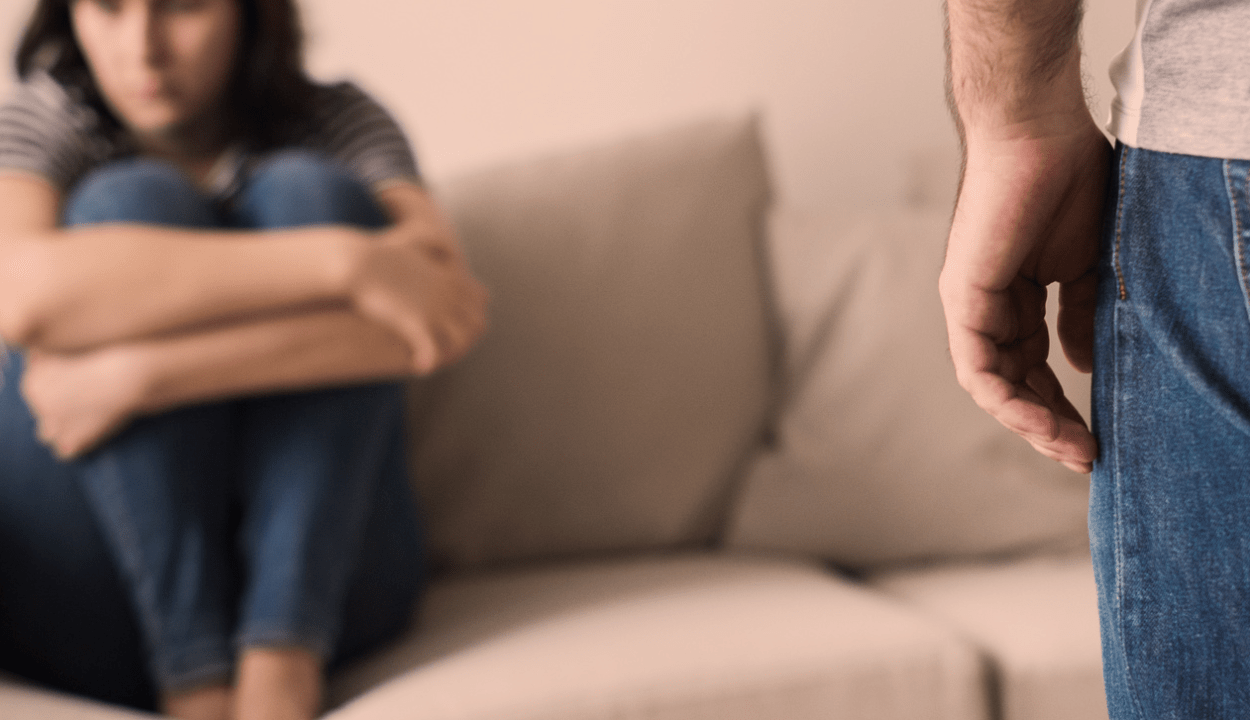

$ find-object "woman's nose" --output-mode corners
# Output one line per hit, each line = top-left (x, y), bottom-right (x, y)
(132, 6), (169, 67)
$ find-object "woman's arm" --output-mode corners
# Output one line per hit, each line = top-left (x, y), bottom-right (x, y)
(12, 173), (487, 457)
(21, 307), (414, 459)
(362, 181), (490, 374)
(0, 173), (358, 352)
(0, 175), (487, 372)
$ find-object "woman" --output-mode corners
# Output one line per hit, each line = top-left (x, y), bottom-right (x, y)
(0, 1), (488, 719)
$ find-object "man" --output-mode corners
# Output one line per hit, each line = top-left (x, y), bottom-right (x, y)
(942, 0), (1250, 716)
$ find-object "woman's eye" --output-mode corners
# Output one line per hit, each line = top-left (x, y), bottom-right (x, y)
(87, 0), (122, 13)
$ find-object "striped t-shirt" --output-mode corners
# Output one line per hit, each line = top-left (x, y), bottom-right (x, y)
(0, 71), (421, 200)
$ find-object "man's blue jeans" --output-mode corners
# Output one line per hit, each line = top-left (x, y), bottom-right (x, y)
(1092, 144), (1250, 717)
(0, 152), (423, 710)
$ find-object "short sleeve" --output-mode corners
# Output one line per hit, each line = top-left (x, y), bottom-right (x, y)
(295, 82), (421, 189)
(0, 72), (111, 192)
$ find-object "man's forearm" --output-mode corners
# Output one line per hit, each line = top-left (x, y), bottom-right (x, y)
(945, 0), (1088, 135)
(939, 0), (1107, 474)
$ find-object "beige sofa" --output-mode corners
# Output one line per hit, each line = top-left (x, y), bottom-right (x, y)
(0, 115), (1108, 720)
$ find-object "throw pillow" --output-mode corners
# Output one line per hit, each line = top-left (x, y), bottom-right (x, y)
(410, 115), (776, 572)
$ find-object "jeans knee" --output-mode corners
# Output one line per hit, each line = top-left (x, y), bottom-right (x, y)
(63, 159), (219, 227)
(238, 150), (389, 230)
(325, 381), (407, 421)
(246, 382), (406, 436)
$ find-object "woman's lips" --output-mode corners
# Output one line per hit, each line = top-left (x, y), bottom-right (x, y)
(135, 79), (173, 101)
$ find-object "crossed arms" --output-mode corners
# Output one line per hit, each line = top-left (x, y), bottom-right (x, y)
(0, 173), (488, 458)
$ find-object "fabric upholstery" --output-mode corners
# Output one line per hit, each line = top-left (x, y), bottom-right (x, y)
(0, 679), (157, 720)
(327, 554), (987, 720)
(408, 116), (776, 571)
(869, 553), (1107, 720)
(724, 209), (1092, 568)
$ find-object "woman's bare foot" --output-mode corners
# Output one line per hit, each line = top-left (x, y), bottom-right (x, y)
(234, 647), (323, 720)
(163, 684), (233, 720)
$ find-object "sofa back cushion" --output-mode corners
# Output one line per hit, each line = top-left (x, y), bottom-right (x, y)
(410, 116), (775, 572)
(723, 209), (1091, 569)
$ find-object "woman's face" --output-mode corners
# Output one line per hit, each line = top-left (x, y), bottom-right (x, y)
(71, 0), (242, 145)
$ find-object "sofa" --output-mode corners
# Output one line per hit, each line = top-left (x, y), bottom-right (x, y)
(0, 114), (1108, 720)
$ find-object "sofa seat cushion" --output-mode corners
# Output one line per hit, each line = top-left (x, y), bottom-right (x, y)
(868, 553), (1107, 720)
(0, 678), (156, 720)
(410, 115), (776, 571)
(327, 554), (987, 720)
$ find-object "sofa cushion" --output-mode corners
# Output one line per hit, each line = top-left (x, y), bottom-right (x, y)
(869, 553), (1107, 720)
(723, 209), (1092, 568)
(0, 678), (156, 720)
(327, 554), (987, 720)
(409, 116), (775, 571)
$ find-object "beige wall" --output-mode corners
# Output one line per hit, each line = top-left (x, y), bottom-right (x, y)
(0, 0), (1134, 217)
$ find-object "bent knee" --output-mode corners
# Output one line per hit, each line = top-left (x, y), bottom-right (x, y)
(240, 150), (388, 230)
(63, 159), (217, 227)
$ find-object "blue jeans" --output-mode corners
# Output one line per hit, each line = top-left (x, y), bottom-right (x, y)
(1091, 144), (1250, 718)
(0, 152), (423, 710)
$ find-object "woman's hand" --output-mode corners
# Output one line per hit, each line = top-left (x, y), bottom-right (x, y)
(349, 215), (489, 376)
(21, 347), (148, 459)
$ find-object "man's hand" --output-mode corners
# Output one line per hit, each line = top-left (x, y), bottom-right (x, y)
(21, 347), (146, 459)
(941, 0), (1109, 473)
(940, 118), (1110, 473)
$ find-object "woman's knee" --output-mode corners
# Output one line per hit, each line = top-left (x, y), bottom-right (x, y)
(62, 159), (219, 228)
(237, 150), (389, 230)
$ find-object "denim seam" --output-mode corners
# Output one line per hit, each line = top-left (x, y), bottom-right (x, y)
(96, 453), (169, 672)
(1112, 309), (1151, 720)
(1110, 163), (1149, 720)
(1222, 160), (1250, 325)
(1113, 148), (1129, 301)
(94, 452), (238, 693)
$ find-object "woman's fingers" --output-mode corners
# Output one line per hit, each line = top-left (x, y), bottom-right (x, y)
(20, 350), (137, 458)
(352, 232), (489, 375)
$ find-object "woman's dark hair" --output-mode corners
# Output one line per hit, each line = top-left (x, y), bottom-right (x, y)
(14, 0), (317, 150)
